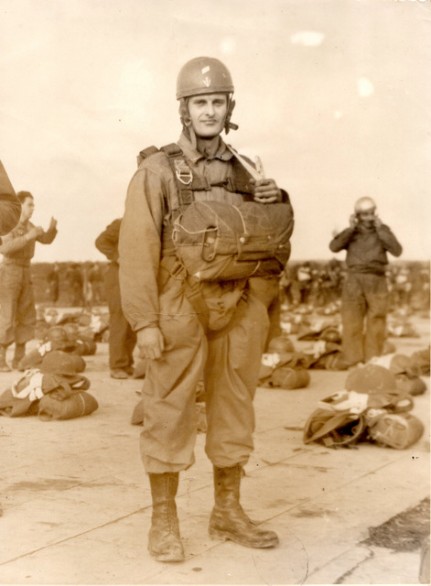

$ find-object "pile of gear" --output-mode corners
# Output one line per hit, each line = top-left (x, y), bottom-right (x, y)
(303, 363), (427, 450)
(0, 351), (98, 420)
(16, 324), (96, 372)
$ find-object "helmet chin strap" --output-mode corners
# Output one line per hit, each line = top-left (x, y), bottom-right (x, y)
(224, 95), (238, 134)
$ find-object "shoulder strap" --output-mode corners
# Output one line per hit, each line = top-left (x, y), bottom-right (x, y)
(136, 145), (159, 167)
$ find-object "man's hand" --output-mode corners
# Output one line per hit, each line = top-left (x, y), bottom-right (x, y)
(48, 217), (58, 231)
(137, 326), (165, 360)
(26, 226), (44, 241)
(252, 178), (282, 204)
(349, 214), (358, 228)
(373, 215), (382, 228)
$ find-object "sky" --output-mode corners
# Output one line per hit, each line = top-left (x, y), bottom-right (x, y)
(1, 0), (430, 263)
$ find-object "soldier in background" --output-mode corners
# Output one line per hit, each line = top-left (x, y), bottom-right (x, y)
(291, 261), (312, 306)
(95, 219), (136, 379)
(46, 262), (61, 305)
(0, 191), (57, 371)
(65, 262), (84, 307)
(87, 263), (104, 306)
(329, 196), (402, 366)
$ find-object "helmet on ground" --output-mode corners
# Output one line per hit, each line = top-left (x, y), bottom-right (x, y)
(176, 57), (234, 99)
(45, 326), (69, 349)
(354, 196), (377, 214)
(267, 336), (295, 354)
(63, 322), (80, 341)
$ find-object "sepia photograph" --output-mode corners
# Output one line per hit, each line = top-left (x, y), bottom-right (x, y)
(0, 0), (430, 584)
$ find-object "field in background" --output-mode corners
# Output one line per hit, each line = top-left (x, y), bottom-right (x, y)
(29, 259), (430, 305)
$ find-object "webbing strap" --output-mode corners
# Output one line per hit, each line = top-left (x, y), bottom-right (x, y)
(159, 143), (255, 212)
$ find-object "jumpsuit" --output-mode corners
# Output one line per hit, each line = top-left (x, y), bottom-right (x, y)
(0, 220), (57, 346)
(95, 219), (136, 371)
(329, 222), (402, 365)
(119, 132), (293, 474)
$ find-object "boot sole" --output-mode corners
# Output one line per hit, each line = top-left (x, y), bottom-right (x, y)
(209, 527), (279, 549)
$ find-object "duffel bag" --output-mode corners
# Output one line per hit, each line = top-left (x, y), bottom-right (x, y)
(172, 200), (293, 281)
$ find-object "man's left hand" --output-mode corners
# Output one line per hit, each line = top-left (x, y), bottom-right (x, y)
(252, 178), (282, 204)
(373, 215), (382, 228)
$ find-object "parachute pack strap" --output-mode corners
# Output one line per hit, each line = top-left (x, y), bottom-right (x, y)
(160, 255), (209, 331)
(161, 143), (196, 210)
(161, 143), (255, 207)
(230, 156), (256, 196)
(137, 145), (159, 166)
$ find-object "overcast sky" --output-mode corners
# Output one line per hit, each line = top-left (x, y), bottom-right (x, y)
(1, 0), (430, 263)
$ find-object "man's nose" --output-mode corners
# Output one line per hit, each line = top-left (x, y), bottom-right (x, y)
(205, 103), (215, 116)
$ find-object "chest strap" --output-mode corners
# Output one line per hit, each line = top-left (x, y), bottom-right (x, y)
(138, 142), (256, 212)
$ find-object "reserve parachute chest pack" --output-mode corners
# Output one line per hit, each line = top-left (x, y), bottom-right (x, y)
(138, 143), (294, 281)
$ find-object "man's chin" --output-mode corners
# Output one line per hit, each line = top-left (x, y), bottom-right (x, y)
(195, 131), (220, 139)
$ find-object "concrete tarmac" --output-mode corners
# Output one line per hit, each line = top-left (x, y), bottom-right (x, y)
(0, 312), (429, 585)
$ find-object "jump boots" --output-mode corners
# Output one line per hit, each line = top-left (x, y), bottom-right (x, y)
(148, 473), (185, 562)
(209, 464), (279, 548)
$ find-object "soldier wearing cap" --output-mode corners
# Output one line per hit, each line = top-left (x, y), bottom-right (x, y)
(119, 57), (294, 562)
(329, 197), (402, 366)
(0, 191), (57, 371)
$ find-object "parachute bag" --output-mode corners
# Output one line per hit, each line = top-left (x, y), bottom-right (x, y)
(368, 412), (424, 449)
(303, 408), (367, 448)
(172, 200), (293, 281)
(269, 367), (310, 390)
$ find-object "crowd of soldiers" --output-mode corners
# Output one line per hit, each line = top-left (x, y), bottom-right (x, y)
(44, 261), (106, 307)
(34, 257), (431, 317)
(280, 259), (430, 314)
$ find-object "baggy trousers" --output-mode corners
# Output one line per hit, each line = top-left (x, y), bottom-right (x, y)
(104, 263), (137, 370)
(341, 272), (389, 366)
(139, 269), (269, 474)
(0, 264), (36, 346)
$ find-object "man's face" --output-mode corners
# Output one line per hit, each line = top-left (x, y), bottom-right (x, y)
(187, 93), (228, 138)
(20, 197), (35, 222)
(357, 209), (375, 227)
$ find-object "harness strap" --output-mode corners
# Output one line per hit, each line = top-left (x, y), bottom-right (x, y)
(138, 143), (256, 212)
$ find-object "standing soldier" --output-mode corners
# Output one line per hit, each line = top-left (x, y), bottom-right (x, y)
(119, 56), (294, 562)
(46, 262), (61, 305)
(65, 262), (84, 307)
(95, 219), (136, 379)
(329, 196), (402, 366)
(0, 191), (57, 371)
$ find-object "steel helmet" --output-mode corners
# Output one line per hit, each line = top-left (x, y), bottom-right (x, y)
(354, 196), (377, 214)
(176, 57), (234, 99)
(45, 326), (69, 349)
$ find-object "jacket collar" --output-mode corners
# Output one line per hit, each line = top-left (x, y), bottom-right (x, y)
(177, 132), (234, 164)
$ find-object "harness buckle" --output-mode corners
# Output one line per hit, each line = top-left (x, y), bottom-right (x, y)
(174, 159), (193, 185)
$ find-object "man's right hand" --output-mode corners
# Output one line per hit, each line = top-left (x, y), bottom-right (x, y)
(137, 327), (165, 360)
(349, 214), (358, 228)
